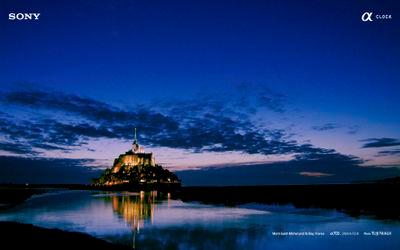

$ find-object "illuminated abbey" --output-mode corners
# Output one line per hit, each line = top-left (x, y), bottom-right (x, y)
(93, 128), (180, 186)
(111, 128), (156, 173)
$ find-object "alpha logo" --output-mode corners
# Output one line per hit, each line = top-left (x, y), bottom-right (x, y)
(361, 11), (392, 22)
(361, 12), (373, 22)
(8, 13), (41, 20)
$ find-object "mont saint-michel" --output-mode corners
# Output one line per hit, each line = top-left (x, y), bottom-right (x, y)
(93, 128), (180, 187)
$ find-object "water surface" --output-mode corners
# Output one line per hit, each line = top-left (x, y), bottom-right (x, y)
(0, 190), (398, 249)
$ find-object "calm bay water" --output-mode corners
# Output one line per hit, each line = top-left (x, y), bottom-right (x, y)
(0, 190), (399, 249)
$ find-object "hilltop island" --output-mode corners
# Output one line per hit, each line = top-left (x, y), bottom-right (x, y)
(93, 129), (181, 189)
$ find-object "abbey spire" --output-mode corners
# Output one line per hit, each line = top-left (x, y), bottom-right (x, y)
(132, 127), (140, 152)
(93, 126), (180, 186)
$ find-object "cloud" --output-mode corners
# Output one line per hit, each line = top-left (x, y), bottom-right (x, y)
(299, 172), (333, 177)
(0, 156), (101, 184)
(0, 89), (335, 159)
(0, 153), (396, 185)
(361, 138), (400, 148)
(293, 149), (363, 164)
(0, 142), (36, 155)
(311, 123), (339, 131)
(0, 118), (87, 154)
(376, 149), (400, 156)
(1, 89), (399, 185)
(312, 124), (360, 134)
(1, 90), (178, 128)
(176, 154), (400, 186)
(0, 89), (178, 154)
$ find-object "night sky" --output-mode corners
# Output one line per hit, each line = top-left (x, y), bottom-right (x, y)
(0, 0), (399, 185)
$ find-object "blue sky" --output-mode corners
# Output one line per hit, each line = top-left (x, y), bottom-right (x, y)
(0, 0), (399, 184)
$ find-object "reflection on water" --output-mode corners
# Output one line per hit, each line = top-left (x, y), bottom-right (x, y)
(108, 191), (160, 248)
(110, 191), (156, 231)
(0, 190), (399, 250)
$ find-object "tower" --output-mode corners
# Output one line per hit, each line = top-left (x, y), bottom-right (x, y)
(132, 127), (140, 152)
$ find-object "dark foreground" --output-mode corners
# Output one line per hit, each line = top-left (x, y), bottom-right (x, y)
(0, 221), (129, 249)
(179, 183), (400, 220)
(0, 187), (45, 210)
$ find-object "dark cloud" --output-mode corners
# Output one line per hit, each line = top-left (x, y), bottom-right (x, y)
(0, 89), (325, 159)
(0, 88), (384, 187)
(361, 138), (400, 148)
(0, 156), (101, 184)
(0, 142), (36, 155)
(1, 90), (178, 130)
(0, 89), (177, 153)
(0, 118), (86, 154)
(1, 89), (398, 185)
(2, 90), (127, 122)
(30, 143), (70, 151)
(312, 123), (339, 131)
(376, 149), (400, 156)
(0, 153), (397, 185)
(299, 171), (333, 177)
(293, 149), (363, 164)
(36, 120), (116, 144)
(177, 154), (400, 186)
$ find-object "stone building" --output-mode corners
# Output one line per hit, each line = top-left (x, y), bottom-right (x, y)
(111, 128), (155, 173)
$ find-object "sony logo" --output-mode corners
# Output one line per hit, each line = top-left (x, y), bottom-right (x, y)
(8, 13), (41, 20)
